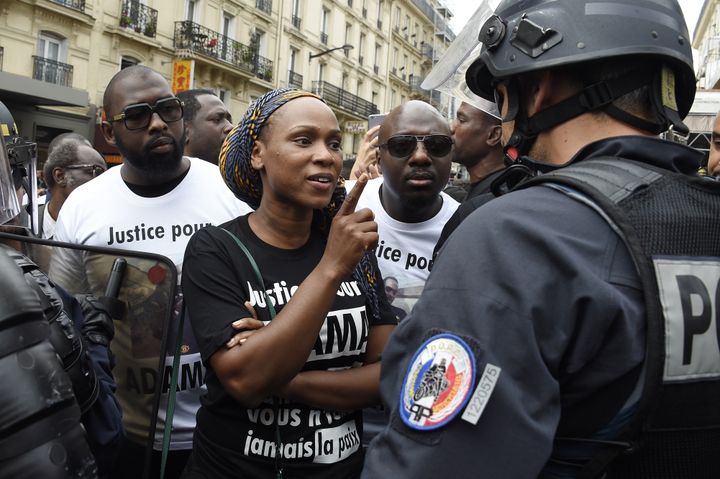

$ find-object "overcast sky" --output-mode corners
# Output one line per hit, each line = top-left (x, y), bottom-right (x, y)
(444, 1), (704, 41)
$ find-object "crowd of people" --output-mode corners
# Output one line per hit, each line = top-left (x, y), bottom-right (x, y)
(0, 0), (718, 478)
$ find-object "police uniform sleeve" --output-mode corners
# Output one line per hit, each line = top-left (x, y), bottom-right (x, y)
(60, 287), (122, 476)
(362, 186), (644, 478)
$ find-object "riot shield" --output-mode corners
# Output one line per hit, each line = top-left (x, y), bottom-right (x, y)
(421, 0), (501, 117)
(0, 232), (180, 478)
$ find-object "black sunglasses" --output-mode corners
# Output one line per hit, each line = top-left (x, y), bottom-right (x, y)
(63, 164), (106, 178)
(109, 97), (184, 131)
(379, 135), (454, 159)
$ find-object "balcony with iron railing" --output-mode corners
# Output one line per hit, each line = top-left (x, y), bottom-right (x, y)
(288, 71), (303, 89)
(120, 0), (158, 38)
(409, 74), (427, 94)
(292, 15), (301, 29)
(256, 0), (272, 15)
(312, 81), (379, 118)
(33, 56), (73, 87)
(174, 21), (273, 82)
(420, 43), (434, 62)
(434, 17), (456, 42)
(411, 0), (435, 22)
(49, 0), (85, 13)
(320, 32), (328, 45)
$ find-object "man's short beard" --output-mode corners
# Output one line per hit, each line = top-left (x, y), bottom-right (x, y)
(116, 130), (186, 175)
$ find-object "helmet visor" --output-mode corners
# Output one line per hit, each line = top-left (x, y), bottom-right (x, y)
(421, 0), (501, 117)
(0, 137), (20, 226)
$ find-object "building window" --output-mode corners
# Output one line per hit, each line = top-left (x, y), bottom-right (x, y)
(222, 13), (234, 39)
(255, 29), (267, 57)
(345, 23), (352, 46)
(214, 88), (229, 103)
(318, 63), (325, 82)
(38, 32), (64, 62)
(358, 32), (365, 65)
(35, 32), (71, 86)
(288, 48), (303, 88)
(291, 0), (302, 28)
(120, 56), (139, 70)
(185, 0), (197, 21)
(320, 9), (329, 45)
(289, 47), (297, 72)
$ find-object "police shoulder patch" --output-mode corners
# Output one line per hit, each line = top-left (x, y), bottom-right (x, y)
(400, 333), (476, 430)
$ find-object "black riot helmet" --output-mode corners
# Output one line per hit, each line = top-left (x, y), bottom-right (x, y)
(466, 0), (696, 158)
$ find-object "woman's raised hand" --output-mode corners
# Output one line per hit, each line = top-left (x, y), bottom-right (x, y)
(321, 174), (378, 279)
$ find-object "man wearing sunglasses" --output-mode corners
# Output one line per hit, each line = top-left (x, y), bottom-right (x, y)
(40, 140), (106, 239)
(364, 1), (719, 478)
(349, 100), (458, 447)
(51, 65), (251, 478)
(350, 100), (458, 315)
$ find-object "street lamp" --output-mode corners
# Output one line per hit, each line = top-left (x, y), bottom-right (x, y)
(309, 44), (354, 60)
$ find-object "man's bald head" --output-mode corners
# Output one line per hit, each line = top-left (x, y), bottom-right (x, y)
(376, 100), (453, 223)
(379, 101), (450, 143)
(103, 65), (162, 116)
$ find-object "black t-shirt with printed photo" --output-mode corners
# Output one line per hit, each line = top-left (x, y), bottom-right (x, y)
(182, 214), (395, 478)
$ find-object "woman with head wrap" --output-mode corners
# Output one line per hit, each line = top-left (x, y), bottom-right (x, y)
(181, 89), (397, 478)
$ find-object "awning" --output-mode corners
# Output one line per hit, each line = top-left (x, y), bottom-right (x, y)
(0, 71), (88, 107)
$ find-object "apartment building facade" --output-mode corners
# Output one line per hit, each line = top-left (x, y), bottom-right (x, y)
(694, 0), (720, 91)
(0, 0), (455, 162)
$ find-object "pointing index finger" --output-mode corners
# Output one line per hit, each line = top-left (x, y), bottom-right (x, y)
(338, 174), (368, 216)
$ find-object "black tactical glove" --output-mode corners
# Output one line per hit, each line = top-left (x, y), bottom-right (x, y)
(76, 294), (115, 347)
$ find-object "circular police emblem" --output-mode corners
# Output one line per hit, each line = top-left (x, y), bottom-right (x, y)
(400, 333), (476, 430)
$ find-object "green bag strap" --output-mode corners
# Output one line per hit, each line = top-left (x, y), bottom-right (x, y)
(160, 305), (185, 479)
(220, 228), (277, 317)
(220, 227), (283, 478)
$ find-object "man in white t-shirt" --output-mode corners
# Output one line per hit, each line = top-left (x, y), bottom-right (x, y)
(350, 101), (459, 314)
(51, 65), (251, 478)
(349, 101), (458, 446)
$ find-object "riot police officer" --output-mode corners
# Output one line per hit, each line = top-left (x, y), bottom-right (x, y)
(0, 103), (121, 478)
(363, 1), (720, 478)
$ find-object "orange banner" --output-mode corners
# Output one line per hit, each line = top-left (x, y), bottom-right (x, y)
(171, 60), (194, 94)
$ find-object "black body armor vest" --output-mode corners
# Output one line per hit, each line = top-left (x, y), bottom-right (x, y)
(0, 247), (97, 477)
(522, 158), (720, 478)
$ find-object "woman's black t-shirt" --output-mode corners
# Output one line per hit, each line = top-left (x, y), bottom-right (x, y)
(182, 214), (395, 478)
